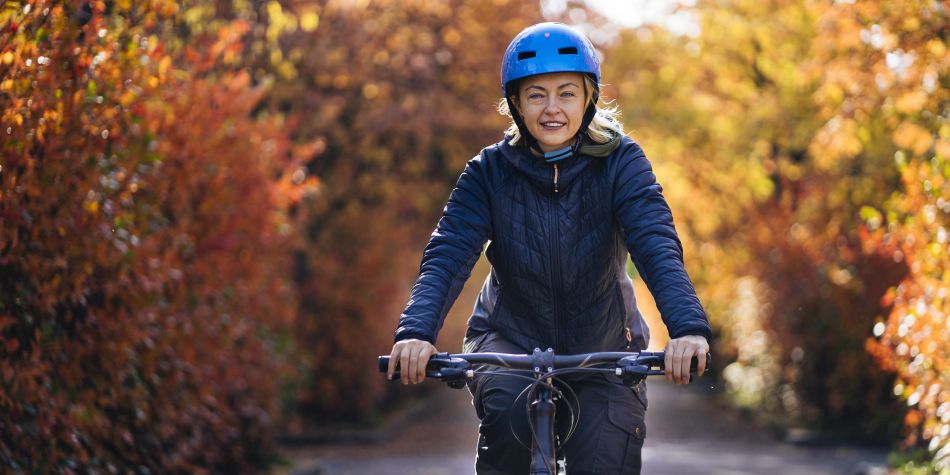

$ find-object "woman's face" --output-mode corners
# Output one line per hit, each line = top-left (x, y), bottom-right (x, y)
(515, 72), (587, 153)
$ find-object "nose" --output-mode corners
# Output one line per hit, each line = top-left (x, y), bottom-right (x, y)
(543, 95), (559, 115)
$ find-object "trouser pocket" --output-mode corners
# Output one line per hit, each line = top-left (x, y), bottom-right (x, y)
(590, 379), (646, 474)
(557, 375), (646, 475)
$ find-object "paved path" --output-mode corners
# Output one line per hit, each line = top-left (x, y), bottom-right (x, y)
(638, 379), (888, 475)
(276, 376), (889, 475)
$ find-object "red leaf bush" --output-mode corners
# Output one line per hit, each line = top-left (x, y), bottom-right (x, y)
(0, 1), (302, 470)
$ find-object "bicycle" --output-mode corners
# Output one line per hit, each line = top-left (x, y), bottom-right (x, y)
(378, 348), (710, 475)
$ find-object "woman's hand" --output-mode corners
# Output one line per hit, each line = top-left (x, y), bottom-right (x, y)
(387, 339), (438, 385)
(664, 335), (709, 385)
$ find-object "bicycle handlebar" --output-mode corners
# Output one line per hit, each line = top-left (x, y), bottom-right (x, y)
(378, 349), (711, 474)
(378, 350), (711, 386)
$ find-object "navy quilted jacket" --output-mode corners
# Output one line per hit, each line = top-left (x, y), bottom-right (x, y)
(394, 135), (712, 354)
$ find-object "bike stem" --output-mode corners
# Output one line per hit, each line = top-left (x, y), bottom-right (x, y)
(529, 348), (557, 475)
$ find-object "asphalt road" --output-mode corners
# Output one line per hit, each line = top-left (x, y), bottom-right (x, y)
(275, 375), (890, 475)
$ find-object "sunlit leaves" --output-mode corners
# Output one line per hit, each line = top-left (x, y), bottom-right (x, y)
(604, 0), (931, 441)
(812, 0), (950, 467)
(869, 155), (950, 469)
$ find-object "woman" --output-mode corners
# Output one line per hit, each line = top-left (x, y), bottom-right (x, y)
(387, 22), (711, 474)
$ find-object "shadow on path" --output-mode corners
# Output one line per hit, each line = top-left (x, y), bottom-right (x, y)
(276, 376), (889, 475)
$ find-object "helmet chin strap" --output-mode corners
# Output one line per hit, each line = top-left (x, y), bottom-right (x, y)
(541, 137), (580, 163)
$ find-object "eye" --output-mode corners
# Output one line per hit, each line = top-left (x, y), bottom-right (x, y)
(561, 91), (576, 98)
(528, 93), (544, 100)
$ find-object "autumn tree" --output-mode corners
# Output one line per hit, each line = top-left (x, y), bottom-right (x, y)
(812, 0), (950, 469)
(0, 0), (304, 470)
(603, 0), (909, 438)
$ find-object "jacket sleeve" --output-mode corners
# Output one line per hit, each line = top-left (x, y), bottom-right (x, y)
(394, 153), (492, 344)
(611, 142), (712, 342)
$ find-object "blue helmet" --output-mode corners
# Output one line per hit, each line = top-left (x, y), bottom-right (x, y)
(501, 22), (600, 98)
(501, 23), (602, 155)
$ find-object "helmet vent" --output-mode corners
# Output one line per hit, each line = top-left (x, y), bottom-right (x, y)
(517, 51), (536, 61)
(558, 46), (578, 55)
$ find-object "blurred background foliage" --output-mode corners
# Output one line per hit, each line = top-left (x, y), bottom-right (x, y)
(0, 0), (948, 472)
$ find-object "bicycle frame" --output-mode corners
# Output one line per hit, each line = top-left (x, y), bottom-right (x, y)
(379, 348), (708, 475)
(530, 374), (556, 474)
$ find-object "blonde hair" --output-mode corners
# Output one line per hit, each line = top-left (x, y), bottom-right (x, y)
(498, 75), (623, 146)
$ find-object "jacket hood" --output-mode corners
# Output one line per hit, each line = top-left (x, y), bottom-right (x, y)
(498, 130), (623, 193)
(579, 129), (622, 158)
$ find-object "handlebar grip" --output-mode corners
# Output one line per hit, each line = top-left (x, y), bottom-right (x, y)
(378, 355), (465, 385)
(378, 356), (404, 380)
(378, 353), (455, 373)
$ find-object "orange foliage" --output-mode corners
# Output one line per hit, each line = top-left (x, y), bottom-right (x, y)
(814, 0), (950, 465)
(1, 1), (302, 470)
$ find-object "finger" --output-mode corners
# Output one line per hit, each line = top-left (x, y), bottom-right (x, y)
(409, 348), (421, 384)
(406, 346), (416, 384)
(400, 347), (411, 385)
(683, 345), (698, 384)
(416, 346), (429, 384)
(418, 345), (433, 383)
(675, 343), (690, 384)
(696, 348), (708, 377)
(664, 343), (675, 383)
(685, 346), (699, 384)
(387, 345), (401, 380)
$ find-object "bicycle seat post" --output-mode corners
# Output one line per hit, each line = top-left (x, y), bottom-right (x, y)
(529, 348), (557, 475)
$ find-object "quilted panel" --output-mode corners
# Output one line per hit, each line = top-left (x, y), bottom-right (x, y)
(484, 145), (631, 352)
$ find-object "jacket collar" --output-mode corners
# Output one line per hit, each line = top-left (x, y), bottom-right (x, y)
(497, 131), (622, 192)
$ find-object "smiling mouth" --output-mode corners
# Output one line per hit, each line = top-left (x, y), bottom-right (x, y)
(541, 121), (565, 130)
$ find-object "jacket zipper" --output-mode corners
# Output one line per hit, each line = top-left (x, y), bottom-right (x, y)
(549, 165), (562, 350)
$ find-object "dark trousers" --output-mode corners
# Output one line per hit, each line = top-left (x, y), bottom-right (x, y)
(464, 332), (647, 475)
